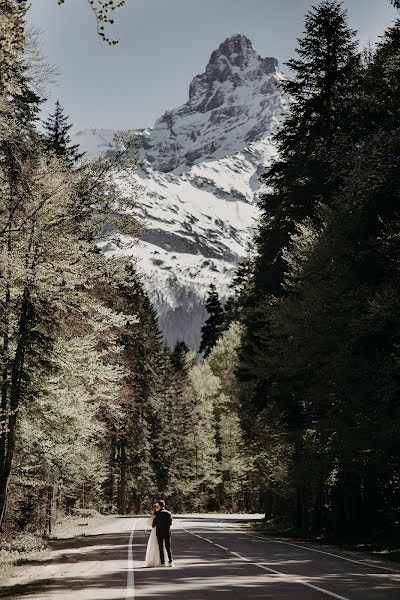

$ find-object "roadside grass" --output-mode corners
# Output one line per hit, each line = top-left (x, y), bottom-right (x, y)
(0, 533), (49, 586)
(348, 544), (400, 563)
(49, 512), (118, 540)
(0, 513), (120, 585)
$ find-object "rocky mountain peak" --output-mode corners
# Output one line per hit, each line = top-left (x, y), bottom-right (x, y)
(205, 34), (257, 75)
(208, 33), (276, 74)
(140, 35), (285, 173)
(76, 37), (288, 350)
(188, 34), (279, 107)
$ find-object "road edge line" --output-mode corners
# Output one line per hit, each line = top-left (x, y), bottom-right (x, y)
(225, 528), (399, 574)
(126, 519), (137, 600)
(184, 529), (351, 600)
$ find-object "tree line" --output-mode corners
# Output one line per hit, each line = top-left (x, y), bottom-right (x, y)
(0, 1), (254, 536)
(198, 0), (400, 543)
(1, 0), (399, 546)
(226, 0), (400, 541)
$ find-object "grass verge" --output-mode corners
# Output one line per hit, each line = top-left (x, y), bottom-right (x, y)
(0, 533), (49, 586)
(49, 513), (118, 540)
(0, 514), (119, 586)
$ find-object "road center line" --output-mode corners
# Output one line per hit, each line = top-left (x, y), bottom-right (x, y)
(221, 528), (399, 573)
(126, 519), (137, 600)
(184, 529), (351, 600)
(214, 543), (230, 551)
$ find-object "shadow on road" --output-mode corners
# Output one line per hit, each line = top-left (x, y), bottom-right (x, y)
(0, 572), (126, 599)
(0, 532), (132, 599)
(1, 523), (399, 600)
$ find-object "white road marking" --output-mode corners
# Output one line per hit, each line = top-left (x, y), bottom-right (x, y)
(185, 529), (352, 600)
(126, 520), (137, 600)
(229, 529), (399, 573)
(214, 543), (230, 551)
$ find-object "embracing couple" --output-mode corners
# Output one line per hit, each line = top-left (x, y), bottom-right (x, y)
(145, 500), (174, 567)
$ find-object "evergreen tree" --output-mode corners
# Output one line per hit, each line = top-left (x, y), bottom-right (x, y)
(43, 100), (84, 165)
(0, 0), (42, 126)
(171, 340), (191, 374)
(118, 270), (164, 513)
(95, 264), (164, 514)
(0, 5), (140, 527)
(199, 284), (226, 357)
(206, 323), (254, 511)
(254, 0), (360, 295)
(233, 3), (400, 539)
(186, 362), (221, 508)
(236, 1), (362, 532)
(238, 0), (361, 429)
(151, 346), (178, 495)
(150, 342), (198, 510)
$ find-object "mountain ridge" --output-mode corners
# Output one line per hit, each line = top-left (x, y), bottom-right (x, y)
(73, 35), (287, 350)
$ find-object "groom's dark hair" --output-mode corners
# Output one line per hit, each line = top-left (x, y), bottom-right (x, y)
(159, 500), (165, 509)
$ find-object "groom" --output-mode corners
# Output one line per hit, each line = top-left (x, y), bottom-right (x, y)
(153, 500), (173, 566)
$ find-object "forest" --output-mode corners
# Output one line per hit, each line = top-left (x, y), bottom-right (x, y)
(0, 0), (399, 548)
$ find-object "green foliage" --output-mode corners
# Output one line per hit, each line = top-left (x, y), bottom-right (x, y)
(101, 267), (165, 513)
(234, 1), (400, 539)
(0, 1), (27, 93)
(253, 0), (360, 296)
(4, 0), (399, 539)
(192, 324), (257, 511)
(43, 100), (84, 165)
(186, 362), (221, 502)
(199, 283), (226, 357)
(0, 1), (143, 532)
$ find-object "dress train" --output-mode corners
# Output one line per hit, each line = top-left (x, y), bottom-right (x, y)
(145, 518), (167, 567)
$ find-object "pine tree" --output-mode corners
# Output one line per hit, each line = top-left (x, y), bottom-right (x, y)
(254, 0), (360, 295)
(120, 274), (163, 513)
(199, 284), (226, 357)
(233, 5), (400, 538)
(206, 323), (254, 512)
(0, 23), (140, 529)
(236, 0), (362, 533)
(171, 340), (191, 374)
(97, 264), (164, 514)
(43, 100), (83, 165)
(238, 0), (361, 420)
(186, 362), (220, 508)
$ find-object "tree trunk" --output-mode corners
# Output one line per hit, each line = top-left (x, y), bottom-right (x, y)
(312, 484), (324, 535)
(0, 229), (12, 532)
(264, 490), (273, 520)
(104, 433), (117, 511)
(0, 290), (31, 530)
(46, 486), (54, 535)
(118, 440), (127, 515)
(296, 484), (309, 534)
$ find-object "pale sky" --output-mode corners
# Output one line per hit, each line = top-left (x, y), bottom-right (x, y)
(28, 0), (398, 132)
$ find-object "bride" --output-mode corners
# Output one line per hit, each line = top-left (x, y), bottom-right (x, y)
(145, 503), (167, 567)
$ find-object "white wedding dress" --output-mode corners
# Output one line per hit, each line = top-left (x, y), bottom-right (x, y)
(145, 517), (167, 567)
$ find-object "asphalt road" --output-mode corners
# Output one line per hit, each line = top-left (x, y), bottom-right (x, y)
(1, 515), (399, 599)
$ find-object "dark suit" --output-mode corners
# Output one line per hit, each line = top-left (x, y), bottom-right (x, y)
(153, 509), (173, 563)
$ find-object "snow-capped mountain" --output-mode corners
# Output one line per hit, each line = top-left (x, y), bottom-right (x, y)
(74, 34), (287, 350)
